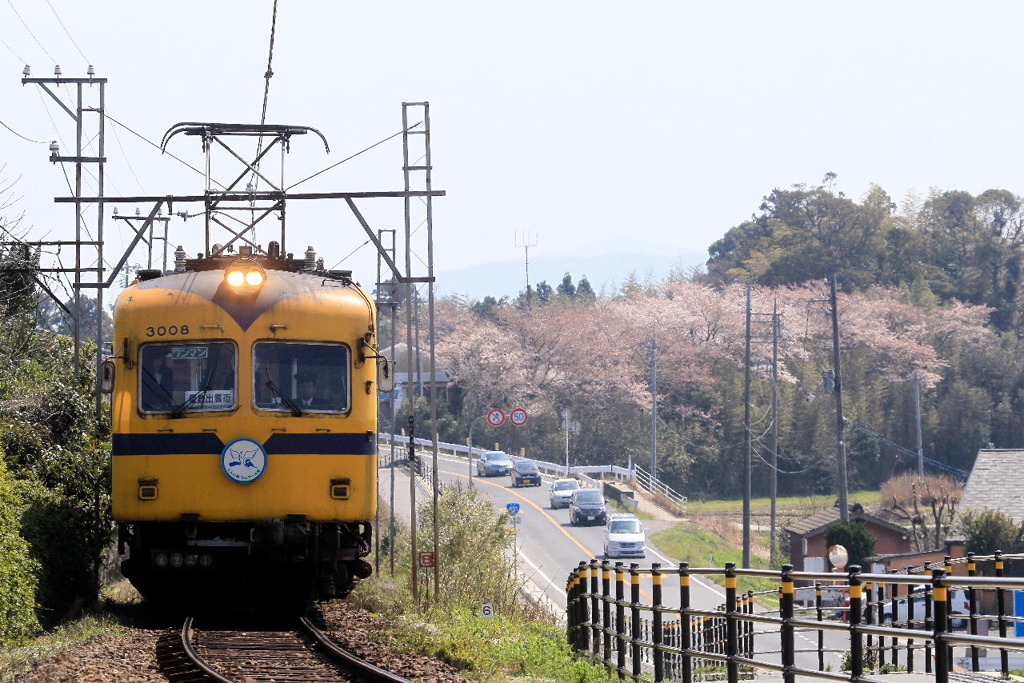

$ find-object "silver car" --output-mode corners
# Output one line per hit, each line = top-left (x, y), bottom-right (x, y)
(548, 478), (580, 508)
(603, 513), (646, 558)
(476, 450), (514, 477)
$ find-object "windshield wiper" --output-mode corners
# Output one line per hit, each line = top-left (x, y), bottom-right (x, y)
(170, 357), (220, 419)
(140, 366), (173, 407)
(262, 365), (303, 416)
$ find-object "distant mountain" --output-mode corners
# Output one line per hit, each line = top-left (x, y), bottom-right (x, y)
(435, 250), (707, 301)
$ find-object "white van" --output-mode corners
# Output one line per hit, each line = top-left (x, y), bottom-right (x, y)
(878, 587), (970, 629)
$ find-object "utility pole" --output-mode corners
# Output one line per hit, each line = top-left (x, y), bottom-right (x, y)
(743, 286), (752, 569)
(516, 231), (538, 308)
(770, 302), (779, 567)
(829, 272), (850, 523)
(23, 66), (108, 416)
(914, 371), (924, 478)
(749, 300), (782, 567)
(650, 328), (658, 482)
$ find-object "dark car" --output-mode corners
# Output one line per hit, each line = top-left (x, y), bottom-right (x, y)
(476, 450), (514, 477)
(569, 487), (608, 526)
(510, 459), (542, 487)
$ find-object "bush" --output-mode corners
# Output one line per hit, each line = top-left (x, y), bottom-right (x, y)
(959, 509), (1024, 555)
(0, 458), (40, 645)
(17, 478), (108, 626)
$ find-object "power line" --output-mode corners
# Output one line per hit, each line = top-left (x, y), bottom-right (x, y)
(44, 0), (89, 63)
(6, 0), (57, 64)
(0, 33), (26, 63)
(103, 111), (222, 186)
(0, 118), (46, 144)
(288, 122), (422, 190)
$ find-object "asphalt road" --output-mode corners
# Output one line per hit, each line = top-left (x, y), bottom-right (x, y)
(377, 452), (848, 671)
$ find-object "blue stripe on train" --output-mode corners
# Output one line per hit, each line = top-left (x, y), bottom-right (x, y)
(112, 432), (376, 456)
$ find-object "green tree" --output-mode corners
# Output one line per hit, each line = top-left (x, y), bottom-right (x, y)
(535, 280), (553, 306)
(556, 272), (576, 299)
(576, 276), (595, 302)
(958, 509), (1024, 555)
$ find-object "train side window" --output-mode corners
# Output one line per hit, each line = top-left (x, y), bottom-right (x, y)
(253, 341), (350, 414)
(139, 342), (237, 414)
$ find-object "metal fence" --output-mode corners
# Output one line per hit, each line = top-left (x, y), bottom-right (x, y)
(566, 554), (1024, 683)
(377, 432), (686, 512)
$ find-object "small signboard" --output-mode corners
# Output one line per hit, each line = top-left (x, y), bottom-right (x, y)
(487, 409), (506, 427)
(481, 603), (494, 619)
(510, 408), (528, 426)
(506, 502), (520, 515)
(418, 551), (435, 567)
(184, 390), (234, 410)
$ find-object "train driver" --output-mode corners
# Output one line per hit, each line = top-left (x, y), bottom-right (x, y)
(141, 352), (174, 410)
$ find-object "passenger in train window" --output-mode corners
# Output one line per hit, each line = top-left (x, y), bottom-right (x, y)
(295, 370), (328, 408)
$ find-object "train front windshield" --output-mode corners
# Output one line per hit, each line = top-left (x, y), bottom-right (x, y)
(140, 342), (237, 414)
(253, 341), (350, 413)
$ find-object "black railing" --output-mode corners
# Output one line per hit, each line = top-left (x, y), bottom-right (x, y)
(566, 554), (1024, 683)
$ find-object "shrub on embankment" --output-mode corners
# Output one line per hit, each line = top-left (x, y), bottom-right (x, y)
(0, 330), (114, 636)
(0, 457), (41, 646)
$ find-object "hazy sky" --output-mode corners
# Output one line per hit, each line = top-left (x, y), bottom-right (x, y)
(2, 2), (1024, 300)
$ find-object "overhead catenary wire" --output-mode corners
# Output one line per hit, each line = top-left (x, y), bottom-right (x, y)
(288, 123), (423, 190)
(44, 0), (89, 63)
(0, 119), (47, 144)
(251, 0), (279, 189)
(6, 0), (57, 64)
(103, 112), (224, 187)
(0, 33), (26, 63)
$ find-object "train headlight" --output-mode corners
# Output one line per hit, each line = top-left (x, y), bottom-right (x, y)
(224, 259), (266, 290)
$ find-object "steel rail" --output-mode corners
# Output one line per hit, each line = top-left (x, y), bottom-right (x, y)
(298, 616), (415, 683)
(180, 616), (235, 683)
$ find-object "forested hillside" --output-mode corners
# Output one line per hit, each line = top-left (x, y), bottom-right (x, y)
(413, 180), (1024, 500)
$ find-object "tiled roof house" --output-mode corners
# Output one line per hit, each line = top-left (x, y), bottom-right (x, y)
(957, 449), (1024, 523)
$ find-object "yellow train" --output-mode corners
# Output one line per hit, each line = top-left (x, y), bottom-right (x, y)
(106, 243), (387, 604)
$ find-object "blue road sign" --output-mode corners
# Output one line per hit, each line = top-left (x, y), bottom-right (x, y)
(506, 502), (520, 515)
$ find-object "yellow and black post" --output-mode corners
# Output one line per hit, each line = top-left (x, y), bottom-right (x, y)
(679, 561), (692, 683)
(815, 582), (824, 671)
(931, 567), (949, 683)
(590, 558), (601, 658)
(780, 564), (795, 683)
(630, 563), (642, 680)
(652, 562), (664, 682)
(848, 566), (863, 678)
(614, 562), (626, 678)
(725, 561), (738, 683)
(995, 550), (1008, 676)
(924, 565), (933, 673)
(601, 560), (613, 667)
(967, 552), (979, 671)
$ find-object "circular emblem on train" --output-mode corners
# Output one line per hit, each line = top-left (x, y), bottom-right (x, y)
(221, 437), (268, 484)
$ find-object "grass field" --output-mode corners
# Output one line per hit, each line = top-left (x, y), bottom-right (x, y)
(684, 490), (882, 516)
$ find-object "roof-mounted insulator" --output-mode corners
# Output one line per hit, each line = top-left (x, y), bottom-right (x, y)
(174, 245), (187, 273)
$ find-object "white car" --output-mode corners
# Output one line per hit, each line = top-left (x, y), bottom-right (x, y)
(603, 513), (646, 559)
(878, 587), (970, 629)
(548, 478), (580, 508)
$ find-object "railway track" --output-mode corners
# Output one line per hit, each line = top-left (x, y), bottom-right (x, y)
(172, 615), (416, 683)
